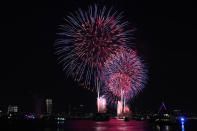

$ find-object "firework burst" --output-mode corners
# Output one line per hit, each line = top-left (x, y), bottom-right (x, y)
(101, 47), (147, 104)
(55, 5), (134, 89)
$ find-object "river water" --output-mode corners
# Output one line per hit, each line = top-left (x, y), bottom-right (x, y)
(32, 119), (197, 131)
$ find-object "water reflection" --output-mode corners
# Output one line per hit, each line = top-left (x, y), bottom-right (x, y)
(51, 119), (187, 131)
(155, 124), (170, 131)
(181, 121), (185, 131)
(155, 125), (160, 130)
(57, 121), (64, 124)
(95, 119), (149, 131)
(57, 128), (64, 131)
(165, 125), (170, 131)
(95, 126), (107, 131)
(44, 128), (52, 131)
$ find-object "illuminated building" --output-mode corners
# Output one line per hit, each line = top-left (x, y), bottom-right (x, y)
(46, 99), (52, 114)
(7, 105), (18, 114)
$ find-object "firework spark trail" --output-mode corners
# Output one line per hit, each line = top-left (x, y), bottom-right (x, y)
(55, 5), (135, 90)
(101, 47), (147, 104)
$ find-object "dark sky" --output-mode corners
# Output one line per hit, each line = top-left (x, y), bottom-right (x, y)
(1, 0), (195, 113)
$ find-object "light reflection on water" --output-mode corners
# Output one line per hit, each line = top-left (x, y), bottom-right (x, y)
(42, 119), (189, 131)
(155, 125), (171, 131)
(94, 119), (149, 131)
(181, 121), (185, 131)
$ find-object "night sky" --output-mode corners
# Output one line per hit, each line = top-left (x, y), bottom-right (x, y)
(1, 0), (195, 113)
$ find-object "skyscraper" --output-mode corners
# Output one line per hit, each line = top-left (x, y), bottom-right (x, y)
(46, 99), (52, 114)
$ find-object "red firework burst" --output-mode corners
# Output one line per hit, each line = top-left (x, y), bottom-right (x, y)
(101, 47), (147, 104)
(55, 5), (134, 88)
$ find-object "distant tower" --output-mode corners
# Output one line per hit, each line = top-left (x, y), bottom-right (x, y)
(46, 99), (52, 114)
